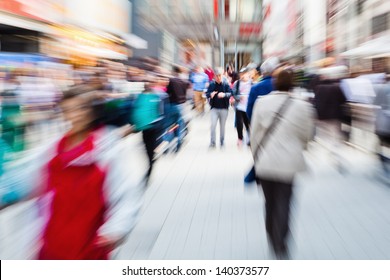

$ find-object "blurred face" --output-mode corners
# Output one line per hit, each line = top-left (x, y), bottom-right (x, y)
(240, 72), (249, 81)
(61, 95), (94, 135)
(215, 74), (223, 83)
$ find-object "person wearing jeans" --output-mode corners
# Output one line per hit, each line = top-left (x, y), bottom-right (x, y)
(232, 67), (252, 147)
(206, 68), (232, 148)
(167, 66), (190, 149)
(190, 66), (209, 115)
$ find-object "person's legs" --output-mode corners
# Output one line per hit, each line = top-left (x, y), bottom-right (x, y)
(236, 109), (244, 141)
(210, 109), (218, 146)
(259, 178), (293, 258)
(200, 92), (206, 113)
(142, 128), (158, 177)
(194, 91), (204, 114)
(242, 111), (251, 145)
(258, 178), (276, 244)
(219, 109), (228, 146)
(242, 110), (250, 133)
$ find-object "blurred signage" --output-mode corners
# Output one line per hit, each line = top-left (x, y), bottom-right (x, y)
(287, 0), (297, 32)
(0, 0), (46, 21)
(214, 0), (218, 20)
(65, 0), (130, 34)
(264, 3), (271, 20)
(239, 23), (261, 36)
(0, 0), (65, 23)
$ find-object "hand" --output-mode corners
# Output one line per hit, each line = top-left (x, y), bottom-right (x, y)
(210, 91), (217, 98)
(94, 235), (117, 251)
(218, 92), (226, 98)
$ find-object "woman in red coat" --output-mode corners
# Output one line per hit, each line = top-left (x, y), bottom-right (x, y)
(1, 84), (147, 259)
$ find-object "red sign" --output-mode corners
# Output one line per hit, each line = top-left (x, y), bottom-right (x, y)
(0, 0), (48, 22)
(239, 23), (262, 36)
(214, 0), (218, 19)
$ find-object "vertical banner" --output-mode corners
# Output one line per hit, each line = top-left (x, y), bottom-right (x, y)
(214, 0), (219, 20)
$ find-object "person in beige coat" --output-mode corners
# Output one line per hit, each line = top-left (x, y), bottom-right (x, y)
(250, 69), (314, 259)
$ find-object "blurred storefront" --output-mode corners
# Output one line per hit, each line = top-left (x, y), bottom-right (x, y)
(0, 0), (147, 66)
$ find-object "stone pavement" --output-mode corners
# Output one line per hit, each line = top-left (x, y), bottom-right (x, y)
(1, 107), (389, 260)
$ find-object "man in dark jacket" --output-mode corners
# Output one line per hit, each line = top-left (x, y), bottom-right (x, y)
(244, 57), (279, 183)
(246, 57), (279, 121)
(166, 66), (190, 149)
(206, 68), (232, 148)
(313, 66), (350, 172)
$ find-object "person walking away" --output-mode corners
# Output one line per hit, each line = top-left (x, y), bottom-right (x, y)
(373, 82), (390, 177)
(190, 66), (209, 116)
(314, 66), (350, 172)
(246, 57), (279, 121)
(206, 68), (232, 148)
(232, 67), (252, 147)
(245, 57), (279, 183)
(166, 66), (190, 150)
(130, 78), (165, 181)
(250, 69), (314, 259)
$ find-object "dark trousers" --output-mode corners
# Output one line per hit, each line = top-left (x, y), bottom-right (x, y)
(235, 110), (250, 140)
(142, 127), (158, 178)
(258, 178), (293, 255)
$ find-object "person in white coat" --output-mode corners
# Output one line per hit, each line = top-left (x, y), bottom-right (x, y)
(250, 69), (314, 259)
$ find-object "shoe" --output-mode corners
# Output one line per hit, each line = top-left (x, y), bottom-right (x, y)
(237, 139), (243, 147)
(209, 143), (216, 148)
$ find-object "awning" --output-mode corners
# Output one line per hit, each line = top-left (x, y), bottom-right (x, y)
(77, 46), (128, 60)
(341, 35), (390, 58)
(0, 11), (57, 35)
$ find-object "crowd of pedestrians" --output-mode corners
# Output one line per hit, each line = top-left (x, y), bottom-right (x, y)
(1, 53), (389, 260)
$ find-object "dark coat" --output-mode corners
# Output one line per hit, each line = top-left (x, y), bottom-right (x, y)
(314, 80), (349, 122)
(167, 77), (189, 104)
(206, 81), (232, 109)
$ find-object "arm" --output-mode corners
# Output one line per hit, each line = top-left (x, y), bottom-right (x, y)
(232, 81), (240, 101)
(249, 99), (264, 157)
(246, 86), (257, 122)
(224, 83), (233, 98)
(206, 82), (215, 99)
(166, 79), (173, 96)
(97, 136), (147, 247)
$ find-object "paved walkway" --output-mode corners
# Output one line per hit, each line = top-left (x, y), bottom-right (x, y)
(115, 108), (390, 260)
(1, 107), (389, 260)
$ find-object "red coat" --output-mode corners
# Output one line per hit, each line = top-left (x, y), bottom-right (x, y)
(39, 133), (108, 259)
(0, 127), (147, 259)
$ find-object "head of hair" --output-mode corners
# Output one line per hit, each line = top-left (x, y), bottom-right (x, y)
(275, 69), (294, 92)
(260, 57), (280, 75)
(61, 83), (105, 127)
(173, 65), (181, 74)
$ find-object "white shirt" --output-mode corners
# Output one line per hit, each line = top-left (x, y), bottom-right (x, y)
(236, 80), (252, 112)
